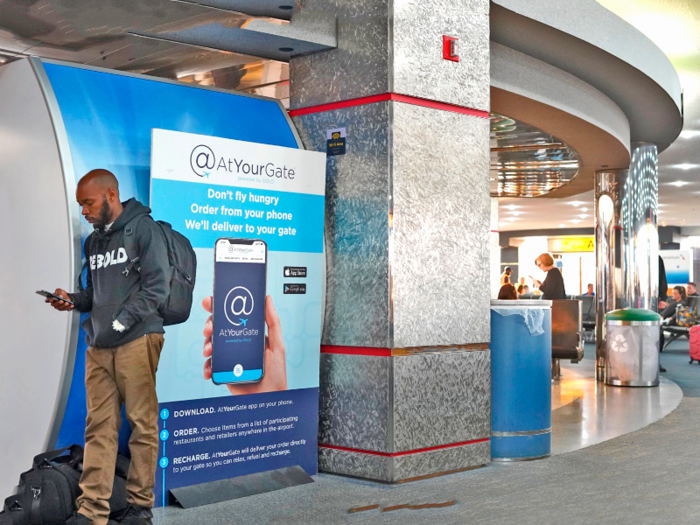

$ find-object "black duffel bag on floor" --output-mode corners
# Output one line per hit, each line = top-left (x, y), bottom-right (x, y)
(0, 493), (30, 525)
(18, 445), (83, 525)
(0, 445), (130, 525)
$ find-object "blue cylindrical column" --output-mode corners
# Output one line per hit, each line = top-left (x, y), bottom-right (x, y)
(490, 299), (552, 461)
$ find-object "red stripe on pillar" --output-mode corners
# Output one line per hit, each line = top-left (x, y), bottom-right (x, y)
(321, 345), (392, 357)
(318, 438), (490, 457)
(288, 93), (489, 118)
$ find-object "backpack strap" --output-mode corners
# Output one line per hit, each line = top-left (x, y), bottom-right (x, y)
(121, 215), (147, 278)
(77, 234), (94, 293)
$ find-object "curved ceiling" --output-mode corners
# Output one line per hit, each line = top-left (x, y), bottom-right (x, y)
(491, 0), (682, 155)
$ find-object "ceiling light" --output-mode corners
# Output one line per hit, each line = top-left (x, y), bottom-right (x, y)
(670, 164), (699, 170)
(580, 207), (589, 212)
(579, 214), (589, 219)
(509, 211), (523, 216)
(570, 219), (582, 224)
(567, 201), (584, 207)
(505, 205), (520, 210)
(668, 181), (691, 187)
(679, 130), (700, 139)
(559, 224), (566, 228)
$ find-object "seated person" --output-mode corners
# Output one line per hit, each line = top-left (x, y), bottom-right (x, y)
(688, 282), (698, 297)
(582, 283), (595, 296)
(517, 284), (529, 296)
(660, 286), (689, 322)
(498, 283), (518, 300)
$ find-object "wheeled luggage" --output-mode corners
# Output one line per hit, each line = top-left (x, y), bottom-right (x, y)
(690, 325), (700, 364)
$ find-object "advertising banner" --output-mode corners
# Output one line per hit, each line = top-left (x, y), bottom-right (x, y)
(150, 130), (326, 504)
(661, 250), (692, 285)
(36, 59), (325, 507)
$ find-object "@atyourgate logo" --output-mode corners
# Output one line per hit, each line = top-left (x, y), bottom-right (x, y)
(224, 286), (254, 326)
(190, 144), (215, 177)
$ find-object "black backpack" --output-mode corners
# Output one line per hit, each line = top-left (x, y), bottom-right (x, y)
(0, 446), (129, 525)
(80, 214), (197, 326)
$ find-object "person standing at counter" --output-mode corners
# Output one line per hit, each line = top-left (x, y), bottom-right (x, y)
(500, 266), (512, 286)
(533, 253), (566, 300)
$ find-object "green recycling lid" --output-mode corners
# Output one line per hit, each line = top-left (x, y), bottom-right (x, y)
(605, 308), (661, 322)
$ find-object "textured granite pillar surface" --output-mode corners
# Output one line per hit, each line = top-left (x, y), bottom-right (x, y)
(291, 0), (491, 482)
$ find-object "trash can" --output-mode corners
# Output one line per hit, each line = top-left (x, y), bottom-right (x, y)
(490, 299), (553, 461)
(605, 309), (661, 387)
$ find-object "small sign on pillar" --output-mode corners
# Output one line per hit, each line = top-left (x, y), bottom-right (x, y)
(443, 35), (459, 62)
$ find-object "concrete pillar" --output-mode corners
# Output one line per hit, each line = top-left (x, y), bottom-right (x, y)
(290, 0), (491, 481)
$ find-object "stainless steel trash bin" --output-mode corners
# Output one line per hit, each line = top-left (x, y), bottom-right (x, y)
(605, 309), (661, 387)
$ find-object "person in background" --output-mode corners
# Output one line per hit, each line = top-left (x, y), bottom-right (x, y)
(660, 286), (688, 320)
(498, 283), (518, 300)
(518, 276), (526, 287)
(500, 266), (512, 286)
(516, 284), (530, 296)
(688, 282), (698, 297)
(659, 256), (668, 309)
(533, 253), (566, 300)
(658, 257), (669, 373)
(583, 283), (595, 296)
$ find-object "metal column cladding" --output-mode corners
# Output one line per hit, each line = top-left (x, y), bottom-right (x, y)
(595, 169), (627, 382)
(290, 0), (491, 482)
(622, 143), (660, 312)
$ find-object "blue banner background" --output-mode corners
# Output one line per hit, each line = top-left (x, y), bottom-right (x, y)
(42, 62), (321, 497)
(151, 179), (324, 252)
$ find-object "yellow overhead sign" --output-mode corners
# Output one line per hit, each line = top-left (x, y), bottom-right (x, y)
(548, 237), (594, 252)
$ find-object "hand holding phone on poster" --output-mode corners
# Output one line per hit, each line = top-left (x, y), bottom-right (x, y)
(202, 295), (288, 395)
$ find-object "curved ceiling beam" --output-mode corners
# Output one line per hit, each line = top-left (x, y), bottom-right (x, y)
(491, 0), (683, 152)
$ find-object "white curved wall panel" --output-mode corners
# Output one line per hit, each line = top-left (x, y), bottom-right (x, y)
(0, 59), (77, 497)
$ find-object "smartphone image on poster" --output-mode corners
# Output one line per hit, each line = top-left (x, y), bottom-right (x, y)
(212, 238), (267, 385)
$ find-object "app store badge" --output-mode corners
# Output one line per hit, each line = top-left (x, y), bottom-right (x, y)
(284, 266), (307, 278)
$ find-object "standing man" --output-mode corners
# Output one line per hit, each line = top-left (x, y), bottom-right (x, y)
(500, 266), (512, 286)
(688, 282), (698, 297)
(47, 170), (169, 525)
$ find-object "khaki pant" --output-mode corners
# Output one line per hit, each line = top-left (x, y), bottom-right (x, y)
(77, 333), (164, 525)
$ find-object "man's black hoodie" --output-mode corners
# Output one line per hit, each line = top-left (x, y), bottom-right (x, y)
(70, 198), (170, 348)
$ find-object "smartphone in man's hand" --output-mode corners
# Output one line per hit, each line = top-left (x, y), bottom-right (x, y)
(36, 290), (75, 306)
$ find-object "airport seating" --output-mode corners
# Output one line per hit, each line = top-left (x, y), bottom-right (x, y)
(567, 295), (596, 343)
(662, 296), (700, 350)
(551, 299), (584, 380)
